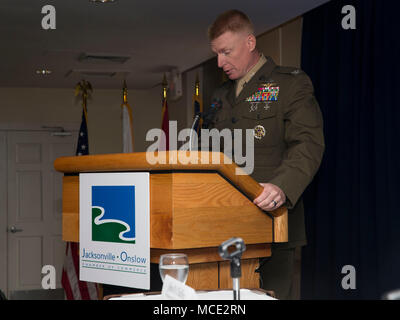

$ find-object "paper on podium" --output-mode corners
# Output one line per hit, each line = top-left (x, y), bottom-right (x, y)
(161, 275), (197, 300)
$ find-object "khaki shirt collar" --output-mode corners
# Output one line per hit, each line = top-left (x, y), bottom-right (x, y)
(236, 54), (267, 97)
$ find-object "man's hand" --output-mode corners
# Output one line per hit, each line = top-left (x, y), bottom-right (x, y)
(253, 183), (286, 211)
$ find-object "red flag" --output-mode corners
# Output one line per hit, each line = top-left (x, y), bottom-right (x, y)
(160, 98), (169, 151)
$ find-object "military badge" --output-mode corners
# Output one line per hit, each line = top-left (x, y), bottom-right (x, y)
(253, 125), (266, 140)
(246, 85), (279, 102)
(264, 102), (271, 111)
(249, 102), (258, 112)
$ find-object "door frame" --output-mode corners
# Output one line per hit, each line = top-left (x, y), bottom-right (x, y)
(0, 131), (7, 296)
(0, 122), (79, 297)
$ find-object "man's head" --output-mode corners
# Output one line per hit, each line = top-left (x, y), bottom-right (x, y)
(209, 10), (259, 80)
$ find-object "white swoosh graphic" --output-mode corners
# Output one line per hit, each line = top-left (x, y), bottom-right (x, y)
(93, 206), (135, 241)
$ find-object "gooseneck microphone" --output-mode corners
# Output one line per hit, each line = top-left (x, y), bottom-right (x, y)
(189, 99), (222, 151)
(202, 98), (223, 129)
(189, 113), (201, 151)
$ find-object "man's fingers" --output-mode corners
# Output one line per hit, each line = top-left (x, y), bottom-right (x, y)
(264, 190), (278, 204)
(253, 186), (270, 205)
(257, 191), (278, 209)
(254, 183), (286, 211)
(259, 194), (282, 210)
(253, 191), (269, 205)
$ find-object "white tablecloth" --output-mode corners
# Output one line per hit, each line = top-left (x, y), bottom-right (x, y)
(108, 289), (276, 300)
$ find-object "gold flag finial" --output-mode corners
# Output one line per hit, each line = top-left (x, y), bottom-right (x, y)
(75, 79), (92, 100)
(75, 79), (92, 122)
(195, 73), (200, 97)
(162, 73), (168, 100)
(122, 80), (128, 104)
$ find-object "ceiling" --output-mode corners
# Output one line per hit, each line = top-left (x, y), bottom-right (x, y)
(0, 0), (329, 90)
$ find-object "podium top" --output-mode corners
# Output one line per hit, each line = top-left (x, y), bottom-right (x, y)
(54, 151), (286, 218)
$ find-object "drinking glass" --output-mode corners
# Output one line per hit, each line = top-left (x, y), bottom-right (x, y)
(159, 253), (189, 284)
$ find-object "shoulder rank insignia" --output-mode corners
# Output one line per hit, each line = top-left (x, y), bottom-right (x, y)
(246, 85), (279, 102)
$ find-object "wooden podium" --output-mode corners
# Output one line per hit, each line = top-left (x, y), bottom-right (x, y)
(54, 151), (288, 291)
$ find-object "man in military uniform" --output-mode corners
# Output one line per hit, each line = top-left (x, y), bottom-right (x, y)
(207, 10), (325, 299)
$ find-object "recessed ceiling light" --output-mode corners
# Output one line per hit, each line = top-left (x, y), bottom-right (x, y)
(89, 0), (117, 3)
(36, 69), (52, 75)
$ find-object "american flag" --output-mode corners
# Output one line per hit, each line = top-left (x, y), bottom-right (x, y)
(61, 108), (98, 300)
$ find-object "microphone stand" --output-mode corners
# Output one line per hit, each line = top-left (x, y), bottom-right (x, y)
(218, 237), (246, 300)
(189, 113), (201, 152)
(189, 99), (221, 152)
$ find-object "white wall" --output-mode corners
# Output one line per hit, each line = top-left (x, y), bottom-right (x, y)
(0, 86), (164, 154)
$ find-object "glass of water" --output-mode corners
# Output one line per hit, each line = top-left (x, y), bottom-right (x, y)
(159, 253), (189, 284)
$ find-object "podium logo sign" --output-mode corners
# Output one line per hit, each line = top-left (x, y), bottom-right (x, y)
(80, 172), (150, 290)
(92, 186), (136, 244)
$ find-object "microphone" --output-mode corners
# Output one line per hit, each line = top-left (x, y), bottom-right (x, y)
(189, 113), (201, 151)
(189, 99), (222, 151)
(202, 99), (222, 129)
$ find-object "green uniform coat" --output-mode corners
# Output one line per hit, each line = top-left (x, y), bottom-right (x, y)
(210, 56), (325, 247)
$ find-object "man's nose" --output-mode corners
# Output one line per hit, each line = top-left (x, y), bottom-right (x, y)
(217, 54), (225, 68)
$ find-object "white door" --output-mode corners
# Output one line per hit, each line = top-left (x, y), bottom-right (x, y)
(6, 130), (77, 298)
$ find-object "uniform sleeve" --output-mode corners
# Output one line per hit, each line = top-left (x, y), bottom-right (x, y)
(268, 72), (325, 209)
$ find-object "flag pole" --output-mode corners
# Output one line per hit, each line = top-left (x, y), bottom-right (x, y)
(62, 80), (98, 300)
(121, 80), (134, 153)
(160, 74), (169, 151)
(193, 73), (203, 133)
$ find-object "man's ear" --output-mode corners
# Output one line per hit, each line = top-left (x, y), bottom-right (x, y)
(247, 34), (257, 51)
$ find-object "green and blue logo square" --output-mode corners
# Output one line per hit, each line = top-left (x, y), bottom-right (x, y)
(92, 186), (136, 244)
